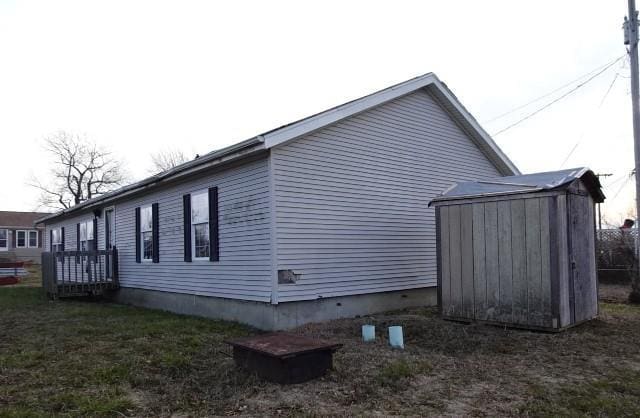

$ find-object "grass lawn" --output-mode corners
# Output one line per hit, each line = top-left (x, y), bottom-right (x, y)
(1, 272), (640, 417)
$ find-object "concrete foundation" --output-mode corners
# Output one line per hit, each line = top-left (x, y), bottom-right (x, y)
(107, 286), (437, 330)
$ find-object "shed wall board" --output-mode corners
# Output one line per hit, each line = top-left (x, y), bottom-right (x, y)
(472, 204), (487, 321)
(554, 195), (571, 327)
(484, 201), (500, 321)
(497, 200), (513, 322)
(271, 89), (503, 302)
(460, 204), (474, 319)
(539, 196), (553, 327)
(524, 198), (543, 326)
(511, 200), (527, 325)
(449, 205), (462, 317)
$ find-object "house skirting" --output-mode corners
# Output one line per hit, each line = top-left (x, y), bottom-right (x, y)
(106, 286), (437, 330)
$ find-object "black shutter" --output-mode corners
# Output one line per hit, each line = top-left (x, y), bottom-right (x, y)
(183, 194), (192, 262)
(76, 223), (81, 264)
(93, 218), (98, 251)
(152, 203), (159, 263)
(49, 229), (53, 252)
(135, 207), (141, 263)
(61, 227), (65, 251)
(208, 187), (219, 262)
(105, 215), (110, 250)
(92, 218), (98, 261)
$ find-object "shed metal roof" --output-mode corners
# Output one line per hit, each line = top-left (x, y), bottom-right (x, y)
(430, 167), (605, 204)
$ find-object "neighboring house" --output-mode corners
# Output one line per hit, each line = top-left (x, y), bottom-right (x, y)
(0, 211), (50, 263)
(39, 73), (519, 330)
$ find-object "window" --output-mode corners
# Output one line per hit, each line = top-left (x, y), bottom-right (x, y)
(16, 230), (26, 248)
(79, 221), (94, 251)
(140, 205), (153, 261)
(191, 191), (210, 259)
(105, 208), (115, 250)
(0, 229), (7, 251)
(29, 230), (38, 248)
(51, 228), (63, 252)
(16, 230), (39, 248)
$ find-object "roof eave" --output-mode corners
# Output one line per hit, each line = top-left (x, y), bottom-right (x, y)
(37, 137), (266, 224)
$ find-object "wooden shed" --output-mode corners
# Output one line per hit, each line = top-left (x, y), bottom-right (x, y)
(429, 168), (605, 331)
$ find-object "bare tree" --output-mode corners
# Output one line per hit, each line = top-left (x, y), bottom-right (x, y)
(149, 148), (188, 173)
(31, 131), (127, 209)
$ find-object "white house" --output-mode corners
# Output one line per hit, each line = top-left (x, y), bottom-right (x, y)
(39, 73), (518, 330)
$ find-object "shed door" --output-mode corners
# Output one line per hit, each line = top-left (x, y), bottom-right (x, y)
(567, 193), (598, 323)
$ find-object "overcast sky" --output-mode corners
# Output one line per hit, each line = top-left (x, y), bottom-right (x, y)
(0, 1), (636, 225)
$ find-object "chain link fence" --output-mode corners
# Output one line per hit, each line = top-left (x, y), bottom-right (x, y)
(597, 228), (637, 283)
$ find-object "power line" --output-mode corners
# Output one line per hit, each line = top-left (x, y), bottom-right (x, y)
(605, 172), (631, 188)
(611, 172), (635, 200)
(491, 56), (625, 137)
(484, 55), (626, 124)
(559, 71), (621, 168)
(559, 142), (580, 168)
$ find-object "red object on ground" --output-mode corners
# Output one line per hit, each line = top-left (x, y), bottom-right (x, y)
(0, 262), (24, 268)
(0, 277), (19, 285)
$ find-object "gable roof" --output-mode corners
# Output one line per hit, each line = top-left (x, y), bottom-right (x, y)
(0, 211), (51, 228)
(39, 72), (518, 223)
(429, 167), (605, 204)
(261, 73), (519, 176)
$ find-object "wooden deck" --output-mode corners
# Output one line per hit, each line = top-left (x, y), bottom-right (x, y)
(42, 248), (119, 299)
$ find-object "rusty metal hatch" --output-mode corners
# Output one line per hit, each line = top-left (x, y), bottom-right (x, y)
(225, 333), (342, 384)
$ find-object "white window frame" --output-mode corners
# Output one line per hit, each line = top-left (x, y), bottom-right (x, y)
(140, 205), (153, 262)
(51, 228), (63, 252)
(0, 229), (7, 251)
(191, 190), (210, 261)
(28, 230), (38, 248)
(79, 220), (94, 252)
(104, 207), (116, 250)
(16, 230), (27, 248)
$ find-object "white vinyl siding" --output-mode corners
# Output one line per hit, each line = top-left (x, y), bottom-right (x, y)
(44, 157), (271, 302)
(117, 158), (271, 301)
(271, 89), (503, 302)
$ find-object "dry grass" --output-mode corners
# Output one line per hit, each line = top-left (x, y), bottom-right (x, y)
(1, 270), (640, 417)
(11, 263), (42, 288)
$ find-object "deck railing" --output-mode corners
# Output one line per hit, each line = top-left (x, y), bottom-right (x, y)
(42, 247), (119, 298)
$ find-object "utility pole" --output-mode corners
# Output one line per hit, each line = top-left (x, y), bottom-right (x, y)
(595, 173), (613, 230)
(624, 0), (640, 263)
